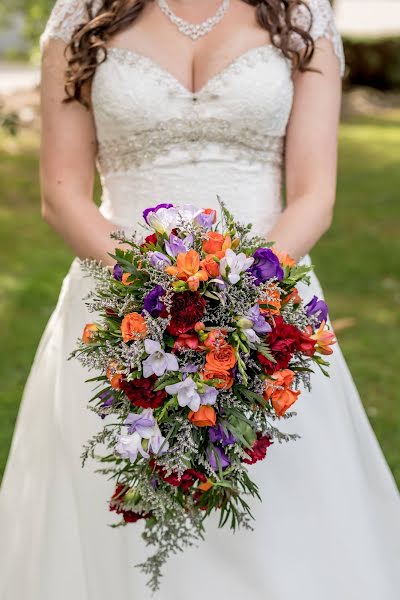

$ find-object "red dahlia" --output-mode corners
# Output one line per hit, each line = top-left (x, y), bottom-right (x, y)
(166, 292), (206, 336)
(120, 374), (167, 409)
(243, 433), (273, 465)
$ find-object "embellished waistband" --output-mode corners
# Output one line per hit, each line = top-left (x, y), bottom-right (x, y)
(97, 118), (284, 174)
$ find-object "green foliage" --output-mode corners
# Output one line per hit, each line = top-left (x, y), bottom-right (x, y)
(343, 36), (400, 90)
(0, 0), (54, 45)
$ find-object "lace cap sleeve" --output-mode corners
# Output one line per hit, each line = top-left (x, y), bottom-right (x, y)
(292, 0), (345, 76)
(40, 0), (98, 50)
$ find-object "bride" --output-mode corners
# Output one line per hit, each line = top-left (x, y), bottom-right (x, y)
(1, 0), (399, 598)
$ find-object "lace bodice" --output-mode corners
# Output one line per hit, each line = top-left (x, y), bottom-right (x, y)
(41, 0), (344, 236)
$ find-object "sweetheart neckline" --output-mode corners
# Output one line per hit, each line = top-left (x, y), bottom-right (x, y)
(105, 43), (285, 97)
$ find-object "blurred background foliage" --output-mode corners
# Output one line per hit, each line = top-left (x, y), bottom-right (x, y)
(0, 1), (399, 486)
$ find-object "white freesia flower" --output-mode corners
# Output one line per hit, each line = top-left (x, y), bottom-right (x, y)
(115, 432), (149, 463)
(165, 377), (201, 412)
(242, 328), (261, 345)
(147, 207), (178, 235)
(142, 339), (179, 378)
(219, 248), (254, 285)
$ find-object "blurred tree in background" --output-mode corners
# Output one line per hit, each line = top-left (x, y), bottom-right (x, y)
(0, 0), (53, 47)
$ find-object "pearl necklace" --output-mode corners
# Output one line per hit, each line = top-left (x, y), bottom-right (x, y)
(157, 0), (230, 41)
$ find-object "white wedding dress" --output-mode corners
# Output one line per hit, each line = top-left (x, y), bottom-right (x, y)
(1, 1), (399, 598)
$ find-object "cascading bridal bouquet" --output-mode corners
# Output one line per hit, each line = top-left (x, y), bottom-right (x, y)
(73, 201), (336, 591)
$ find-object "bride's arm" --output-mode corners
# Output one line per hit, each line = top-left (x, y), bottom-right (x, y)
(267, 37), (342, 261)
(40, 39), (121, 266)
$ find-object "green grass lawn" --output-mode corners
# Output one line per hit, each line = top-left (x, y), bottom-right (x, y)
(0, 113), (399, 484)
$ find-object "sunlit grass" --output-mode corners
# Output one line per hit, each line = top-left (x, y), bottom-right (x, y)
(0, 114), (399, 483)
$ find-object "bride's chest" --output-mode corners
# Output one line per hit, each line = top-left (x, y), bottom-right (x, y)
(91, 45), (294, 140)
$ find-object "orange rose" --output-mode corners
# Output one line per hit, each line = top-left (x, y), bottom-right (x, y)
(106, 362), (123, 390)
(201, 367), (234, 390)
(188, 405), (217, 427)
(272, 248), (296, 267)
(264, 369), (300, 416)
(206, 344), (236, 371)
(202, 232), (231, 255)
(121, 312), (147, 342)
(201, 254), (220, 278)
(271, 388), (301, 417)
(82, 323), (98, 344)
(122, 273), (133, 286)
(202, 232), (224, 254)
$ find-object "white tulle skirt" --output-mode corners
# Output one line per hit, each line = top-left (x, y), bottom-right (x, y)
(1, 257), (399, 600)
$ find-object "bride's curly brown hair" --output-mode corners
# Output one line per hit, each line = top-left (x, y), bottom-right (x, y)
(64, 0), (315, 107)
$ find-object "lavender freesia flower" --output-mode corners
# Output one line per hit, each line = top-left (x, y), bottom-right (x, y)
(207, 445), (231, 471)
(180, 363), (200, 374)
(113, 264), (123, 281)
(165, 377), (201, 412)
(246, 304), (272, 335)
(196, 211), (216, 229)
(115, 432), (149, 463)
(199, 386), (218, 406)
(305, 295), (328, 326)
(148, 428), (170, 456)
(209, 423), (236, 447)
(143, 285), (165, 317)
(165, 233), (193, 258)
(249, 248), (284, 284)
(124, 408), (156, 438)
(143, 203), (174, 224)
(142, 339), (179, 378)
(149, 251), (172, 270)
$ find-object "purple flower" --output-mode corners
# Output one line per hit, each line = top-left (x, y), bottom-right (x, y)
(143, 285), (165, 317)
(207, 445), (231, 471)
(124, 409), (156, 438)
(305, 295), (328, 326)
(209, 424), (236, 447)
(199, 386), (218, 406)
(196, 211), (215, 229)
(249, 248), (284, 284)
(165, 233), (193, 258)
(180, 363), (200, 374)
(99, 390), (114, 419)
(143, 203), (174, 224)
(246, 305), (272, 335)
(149, 251), (171, 270)
(113, 264), (123, 281)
